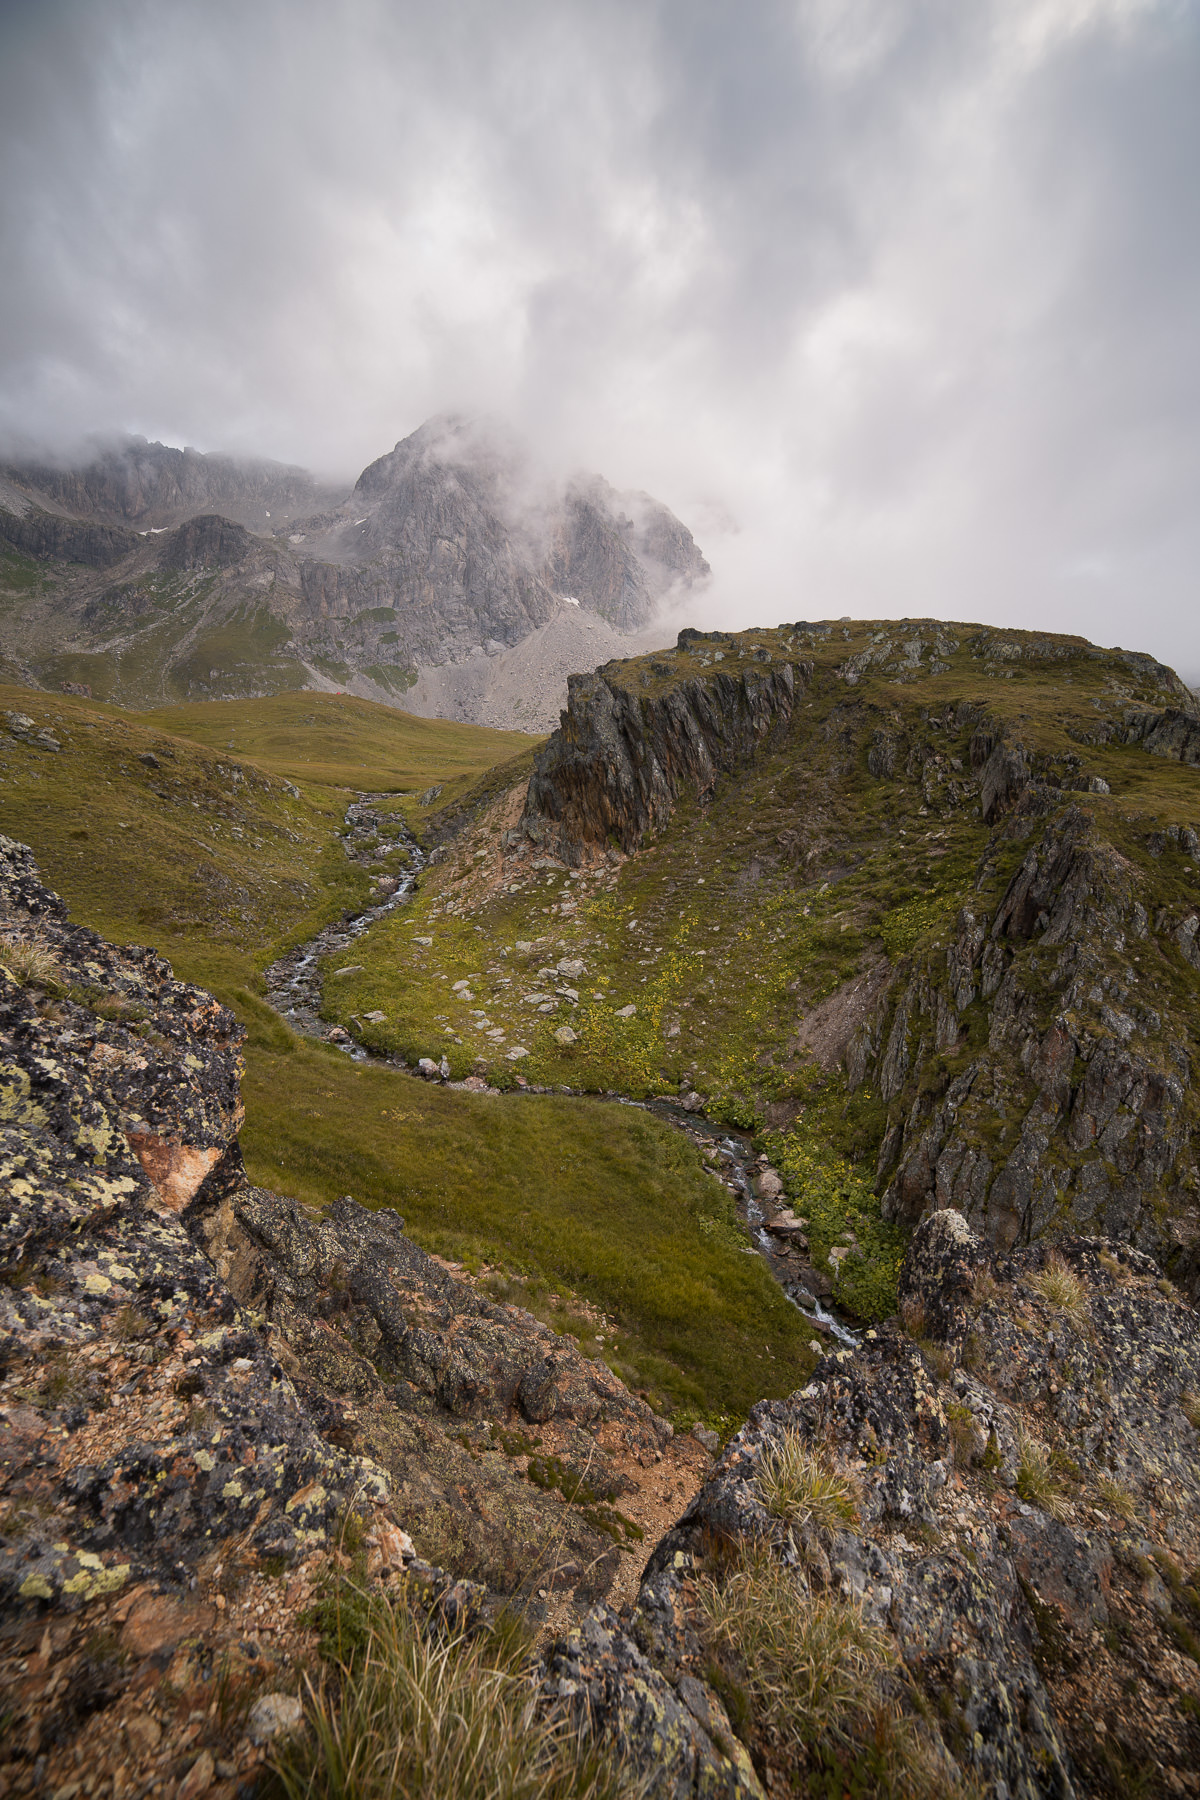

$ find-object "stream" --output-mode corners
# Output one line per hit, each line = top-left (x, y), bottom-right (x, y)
(264, 795), (859, 1351)
(264, 797), (427, 1040)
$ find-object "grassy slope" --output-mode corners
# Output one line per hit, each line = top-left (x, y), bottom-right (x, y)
(328, 622), (1200, 1104)
(136, 690), (540, 801)
(318, 621), (1200, 1313)
(0, 682), (814, 1419)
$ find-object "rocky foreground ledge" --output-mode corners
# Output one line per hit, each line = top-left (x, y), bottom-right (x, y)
(2, 839), (1199, 1799)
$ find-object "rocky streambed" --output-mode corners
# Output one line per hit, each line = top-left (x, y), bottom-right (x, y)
(264, 795), (425, 1041)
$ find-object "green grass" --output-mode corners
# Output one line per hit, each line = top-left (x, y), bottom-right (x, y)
(136, 689), (540, 801)
(768, 1107), (905, 1323)
(240, 1035), (817, 1416)
(0, 681), (367, 998)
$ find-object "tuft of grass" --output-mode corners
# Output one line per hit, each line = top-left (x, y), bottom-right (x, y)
(1015, 1430), (1069, 1520)
(971, 1268), (1001, 1307)
(272, 1585), (635, 1800)
(756, 1432), (859, 1532)
(0, 930), (61, 987)
(699, 1547), (894, 1757)
(944, 1402), (981, 1468)
(1180, 1391), (1200, 1431)
(113, 1304), (154, 1342)
(1096, 1476), (1138, 1521)
(1028, 1251), (1089, 1333)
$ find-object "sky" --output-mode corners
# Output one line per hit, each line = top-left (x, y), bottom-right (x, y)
(1, 0), (1199, 673)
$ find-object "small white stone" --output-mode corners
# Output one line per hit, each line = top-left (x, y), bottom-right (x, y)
(247, 1693), (303, 1744)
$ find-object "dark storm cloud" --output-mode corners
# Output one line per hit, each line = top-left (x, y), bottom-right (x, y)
(1, 0), (1198, 671)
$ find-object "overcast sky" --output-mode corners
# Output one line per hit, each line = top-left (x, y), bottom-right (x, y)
(2, 0), (1198, 672)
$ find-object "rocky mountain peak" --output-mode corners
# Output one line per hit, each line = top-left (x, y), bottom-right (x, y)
(0, 417), (706, 710)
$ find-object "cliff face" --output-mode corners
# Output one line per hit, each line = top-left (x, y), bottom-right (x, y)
(855, 756), (1200, 1295)
(518, 645), (804, 864)
(0, 506), (140, 570)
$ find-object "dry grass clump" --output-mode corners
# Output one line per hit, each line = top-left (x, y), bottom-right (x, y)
(756, 1431), (859, 1531)
(0, 929), (61, 988)
(1098, 1249), (1132, 1285)
(700, 1548), (893, 1753)
(1180, 1391), (1200, 1432)
(700, 1550), (971, 1797)
(971, 1267), (1001, 1307)
(1028, 1251), (1089, 1333)
(1015, 1430), (1069, 1520)
(898, 1297), (928, 1339)
(271, 1588), (632, 1800)
(1096, 1475), (1138, 1522)
(898, 1298), (957, 1379)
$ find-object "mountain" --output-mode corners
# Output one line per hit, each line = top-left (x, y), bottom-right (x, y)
(0, 434), (341, 531)
(327, 618), (1200, 1305)
(0, 418), (706, 710)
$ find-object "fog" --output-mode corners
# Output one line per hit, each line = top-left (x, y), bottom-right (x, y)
(2, 0), (1199, 673)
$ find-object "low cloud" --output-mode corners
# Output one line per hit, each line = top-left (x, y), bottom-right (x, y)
(2, 0), (1198, 674)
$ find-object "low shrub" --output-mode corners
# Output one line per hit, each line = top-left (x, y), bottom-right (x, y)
(768, 1128), (906, 1323)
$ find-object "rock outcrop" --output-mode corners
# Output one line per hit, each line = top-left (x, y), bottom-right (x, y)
(558, 1210), (1200, 1797)
(865, 798), (1200, 1293)
(516, 650), (805, 864)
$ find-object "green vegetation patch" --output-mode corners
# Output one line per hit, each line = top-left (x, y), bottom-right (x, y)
(239, 1037), (817, 1417)
(768, 1099), (906, 1323)
(168, 604), (307, 699)
(0, 682), (370, 1000)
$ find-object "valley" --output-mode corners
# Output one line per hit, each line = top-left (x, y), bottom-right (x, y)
(3, 614), (1200, 1798)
